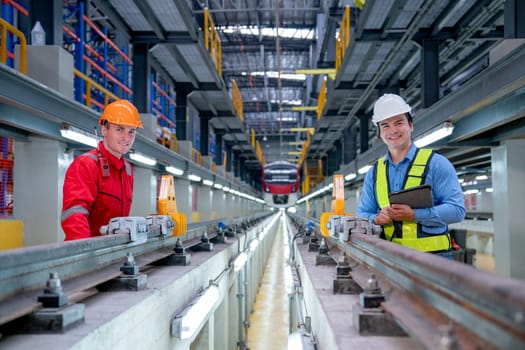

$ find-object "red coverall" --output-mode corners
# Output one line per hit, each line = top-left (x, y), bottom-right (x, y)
(61, 142), (134, 240)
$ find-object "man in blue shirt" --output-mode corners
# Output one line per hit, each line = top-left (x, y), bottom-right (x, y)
(357, 94), (465, 255)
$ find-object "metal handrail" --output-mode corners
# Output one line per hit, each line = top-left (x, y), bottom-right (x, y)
(73, 68), (119, 108)
(0, 18), (26, 74)
(204, 7), (222, 76)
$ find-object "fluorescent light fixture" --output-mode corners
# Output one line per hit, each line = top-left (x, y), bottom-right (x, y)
(60, 126), (97, 147)
(475, 175), (488, 181)
(222, 186), (230, 192)
(203, 179), (214, 187)
(414, 121), (454, 147)
(129, 152), (157, 166)
(171, 285), (220, 340)
(485, 187), (493, 193)
(358, 165), (372, 174)
(166, 166), (184, 176)
(344, 173), (356, 181)
(214, 183), (223, 190)
(233, 252), (248, 272)
(188, 174), (202, 182)
(249, 238), (259, 252)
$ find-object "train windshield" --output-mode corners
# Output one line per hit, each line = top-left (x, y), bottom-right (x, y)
(264, 166), (297, 185)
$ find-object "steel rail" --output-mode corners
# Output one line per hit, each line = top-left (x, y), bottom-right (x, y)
(0, 213), (270, 326)
(290, 215), (525, 349)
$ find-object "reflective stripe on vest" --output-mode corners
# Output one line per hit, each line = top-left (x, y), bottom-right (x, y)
(375, 148), (450, 252)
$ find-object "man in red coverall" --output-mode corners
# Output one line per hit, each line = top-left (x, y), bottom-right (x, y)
(61, 100), (143, 240)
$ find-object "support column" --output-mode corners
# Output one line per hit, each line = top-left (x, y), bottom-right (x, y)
(233, 150), (240, 178)
(421, 39), (440, 108)
(239, 158), (246, 181)
(130, 167), (156, 217)
(132, 43), (151, 113)
(197, 185), (212, 221)
(199, 114), (210, 156)
(359, 115), (369, 154)
(13, 137), (69, 245)
(505, 0), (525, 38)
(175, 85), (190, 141)
(174, 177), (192, 221)
(343, 125), (357, 164)
(492, 139), (525, 279)
(225, 142), (233, 173)
(334, 139), (342, 171)
(215, 132), (224, 166)
(212, 188), (225, 218)
(327, 148), (337, 176)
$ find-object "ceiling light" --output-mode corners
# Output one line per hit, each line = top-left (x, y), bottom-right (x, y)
(414, 122), (454, 147)
(485, 187), (493, 193)
(60, 125), (97, 147)
(129, 152), (157, 166)
(203, 179), (214, 186)
(358, 164), (372, 174)
(222, 186), (230, 192)
(171, 285), (220, 340)
(344, 173), (356, 181)
(188, 174), (202, 182)
(475, 175), (488, 181)
(166, 166), (184, 176)
(214, 183), (223, 190)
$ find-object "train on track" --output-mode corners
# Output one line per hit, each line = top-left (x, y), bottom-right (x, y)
(262, 161), (300, 208)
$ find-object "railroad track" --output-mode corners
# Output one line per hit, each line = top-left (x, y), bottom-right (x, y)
(0, 213), (270, 331)
(289, 214), (525, 349)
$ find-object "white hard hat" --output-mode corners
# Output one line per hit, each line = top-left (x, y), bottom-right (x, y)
(372, 94), (411, 125)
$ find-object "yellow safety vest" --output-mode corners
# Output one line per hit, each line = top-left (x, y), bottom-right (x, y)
(375, 148), (451, 252)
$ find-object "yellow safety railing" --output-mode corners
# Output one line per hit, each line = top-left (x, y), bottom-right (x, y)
(204, 7), (222, 77)
(74, 69), (119, 109)
(0, 18), (26, 74)
(192, 148), (202, 165)
(317, 77), (327, 120)
(335, 6), (351, 72)
(232, 79), (244, 121)
(302, 158), (324, 194)
(255, 140), (264, 165)
(251, 128), (256, 147)
(297, 132), (311, 169)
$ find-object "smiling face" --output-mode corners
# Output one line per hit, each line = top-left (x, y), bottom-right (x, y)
(378, 113), (414, 154)
(101, 123), (137, 158)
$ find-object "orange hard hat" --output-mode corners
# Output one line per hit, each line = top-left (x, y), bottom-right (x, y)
(99, 100), (143, 128)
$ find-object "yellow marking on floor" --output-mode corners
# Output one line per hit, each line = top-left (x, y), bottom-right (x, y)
(247, 217), (290, 350)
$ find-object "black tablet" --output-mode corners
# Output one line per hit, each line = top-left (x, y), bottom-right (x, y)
(389, 184), (433, 208)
